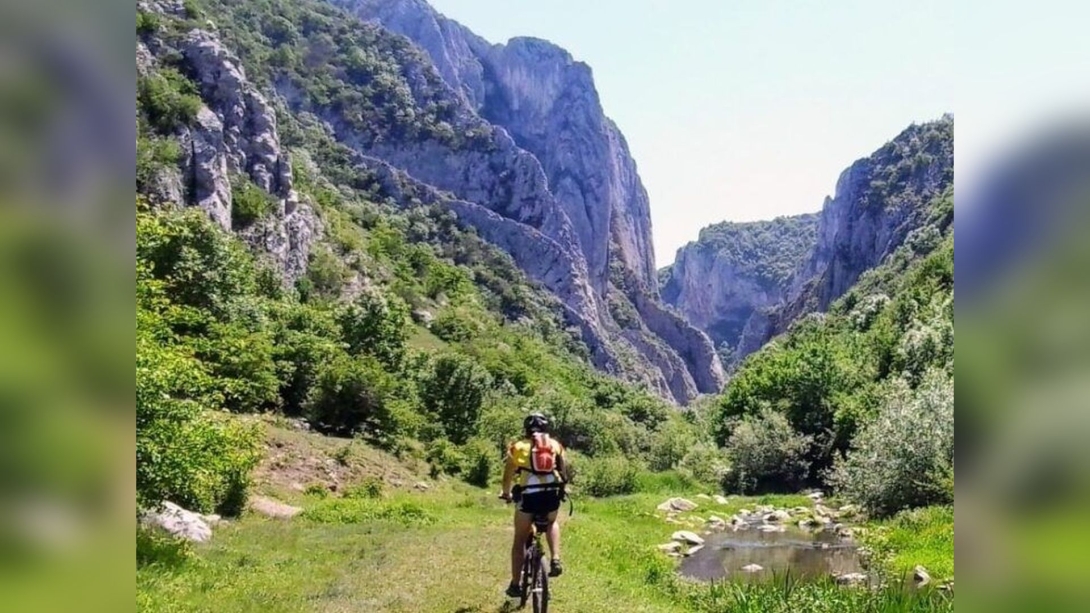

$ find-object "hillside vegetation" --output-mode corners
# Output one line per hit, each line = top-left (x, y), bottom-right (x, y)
(714, 188), (954, 515)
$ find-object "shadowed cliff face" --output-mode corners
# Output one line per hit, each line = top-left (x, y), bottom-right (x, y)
(325, 0), (722, 401)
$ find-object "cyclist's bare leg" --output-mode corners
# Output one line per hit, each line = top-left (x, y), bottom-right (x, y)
(511, 510), (533, 585)
(544, 510), (560, 560)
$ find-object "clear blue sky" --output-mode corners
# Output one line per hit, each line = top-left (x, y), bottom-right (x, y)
(428, 0), (956, 266)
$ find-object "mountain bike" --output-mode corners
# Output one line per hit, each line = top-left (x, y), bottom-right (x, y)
(501, 491), (553, 613)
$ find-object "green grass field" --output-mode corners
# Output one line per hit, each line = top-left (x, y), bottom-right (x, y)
(137, 422), (953, 612)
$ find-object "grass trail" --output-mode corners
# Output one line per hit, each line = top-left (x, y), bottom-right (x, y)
(138, 420), (953, 612)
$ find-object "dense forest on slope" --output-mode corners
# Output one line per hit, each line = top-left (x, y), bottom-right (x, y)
(136, 0), (722, 517)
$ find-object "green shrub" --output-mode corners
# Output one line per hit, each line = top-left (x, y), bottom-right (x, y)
(302, 498), (435, 526)
(192, 319), (280, 413)
(304, 483), (329, 498)
(647, 419), (697, 471)
(419, 353), (493, 444)
(138, 68), (202, 133)
(430, 310), (479, 343)
(231, 177), (276, 227)
(461, 437), (500, 487)
(136, 319), (263, 515)
(304, 354), (397, 439)
(677, 444), (730, 487)
(305, 247), (351, 300)
(425, 438), (466, 478)
(829, 371), (953, 517)
(722, 407), (811, 494)
(344, 477), (384, 499)
(136, 134), (183, 193)
(578, 454), (640, 497)
(337, 291), (411, 370)
(136, 10), (160, 35)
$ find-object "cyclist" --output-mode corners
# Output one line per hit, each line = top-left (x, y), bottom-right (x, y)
(500, 412), (568, 598)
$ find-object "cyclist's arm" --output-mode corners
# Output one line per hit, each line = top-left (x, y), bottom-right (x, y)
(501, 447), (517, 498)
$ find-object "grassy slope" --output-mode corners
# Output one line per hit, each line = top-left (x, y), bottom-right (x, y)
(138, 421), (953, 613)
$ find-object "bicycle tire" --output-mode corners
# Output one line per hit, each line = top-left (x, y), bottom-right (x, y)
(532, 551), (549, 613)
(518, 539), (533, 608)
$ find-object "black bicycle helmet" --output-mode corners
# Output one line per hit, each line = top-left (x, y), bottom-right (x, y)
(523, 412), (549, 436)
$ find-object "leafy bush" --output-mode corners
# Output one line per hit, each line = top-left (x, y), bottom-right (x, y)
(231, 176), (276, 227)
(578, 454), (640, 497)
(304, 354), (397, 438)
(425, 438), (466, 478)
(138, 68), (202, 134)
(420, 353), (493, 444)
(430, 310), (478, 342)
(136, 331), (262, 514)
(337, 291), (410, 370)
(461, 437), (500, 487)
(829, 371), (953, 516)
(677, 444), (730, 487)
(647, 419), (698, 471)
(344, 477), (384, 499)
(722, 407), (811, 494)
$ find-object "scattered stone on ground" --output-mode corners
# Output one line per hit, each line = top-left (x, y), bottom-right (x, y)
(738, 508), (751, 516)
(713, 495), (729, 505)
(835, 572), (868, 586)
(203, 514), (222, 525)
(707, 515), (725, 525)
(791, 506), (810, 515)
(657, 542), (683, 553)
(249, 496), (303, 519)
(808, 491), (824, 501)
(142, 501), (212, 543)
(657, 497), (699, 512)
(671, 530), (705, 545)
(684, 544), (704, 556)
(758, 524), (786, 533)
(814, 504), (834, 518)
(764, 509), (792, 523)
(289, 482), (305, 492)
(696, 494), (711, 500)
(914, 565), (931, 585)
(414, 481), (430, 491)
(741, 564), (764, 572)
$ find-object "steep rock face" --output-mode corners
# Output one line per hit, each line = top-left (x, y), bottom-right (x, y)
(780, 118), (953, 317)
(661, 214), (818, 358)
(138, 12), (320, 286)
(743, 117), (955, 358)
(325, 0), (722, 400)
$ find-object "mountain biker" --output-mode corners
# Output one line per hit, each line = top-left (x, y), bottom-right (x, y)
(499, 412), (569, 598)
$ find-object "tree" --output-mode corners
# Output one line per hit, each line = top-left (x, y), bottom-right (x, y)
(420, 353), (493, 444)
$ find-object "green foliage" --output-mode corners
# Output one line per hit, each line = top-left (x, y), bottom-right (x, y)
(301, 498), (435, 526)
(461, 437), (499, 487)
(136, 325), (262, 514)
(138, 68), (202, 134)
(137, 528), (193, 569)
(343, 477), (385, 499)
(721, 407), (811, 494)
(577, 453), (641, 497)
(231, 176), (277, 227)
(337, 291), (411, 370)
(676, 444), (730, 487)
(136, 133), (183, 193)
(419, 353), (493, 444)
(136, 10), (160, 36)
(304, 353), (397, 439)
(829, 371), (954, 517)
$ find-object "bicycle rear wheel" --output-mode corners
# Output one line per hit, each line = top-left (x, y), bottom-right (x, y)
(531, 551), (549, 613)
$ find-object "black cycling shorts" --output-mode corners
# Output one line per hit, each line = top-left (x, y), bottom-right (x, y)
(517, 489), (562, 516)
